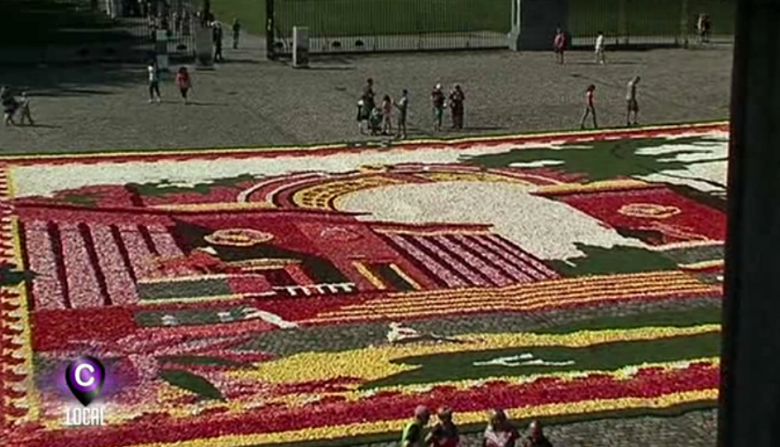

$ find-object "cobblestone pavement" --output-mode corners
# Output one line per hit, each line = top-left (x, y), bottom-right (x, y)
(0, 31), (732, 154)
(358, 409), (717, 447)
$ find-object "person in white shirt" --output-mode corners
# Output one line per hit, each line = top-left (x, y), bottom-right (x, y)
(147, 61), (162, 103)
(626, 76), (641, 126)
(595, 31), (606, 65)
(17, 92), (33, 126)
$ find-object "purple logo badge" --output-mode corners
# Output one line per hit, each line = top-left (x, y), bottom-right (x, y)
(65, 356), (105, 407)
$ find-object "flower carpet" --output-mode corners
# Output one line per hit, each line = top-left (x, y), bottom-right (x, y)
(0, 123), (727, 447)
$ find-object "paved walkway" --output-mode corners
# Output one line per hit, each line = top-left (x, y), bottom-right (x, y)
(0, 31), (731, 154)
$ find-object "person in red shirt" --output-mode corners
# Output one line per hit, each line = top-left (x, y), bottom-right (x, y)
(579, 84), (597, 129)
(553, 28), (566, 64)
(175, 66), (193, 104)
(426, 407), (460, 447)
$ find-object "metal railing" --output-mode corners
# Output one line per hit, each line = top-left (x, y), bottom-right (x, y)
(269, 0), (734, 57)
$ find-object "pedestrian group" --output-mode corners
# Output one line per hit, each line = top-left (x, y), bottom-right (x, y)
(356, 78), (466, 139)
(401, 405), (554, 447)
(1, 86), (34, 127)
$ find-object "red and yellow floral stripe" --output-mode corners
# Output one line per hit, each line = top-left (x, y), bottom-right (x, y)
(18, 360), (719, 447)
(305, 271), (720, 324)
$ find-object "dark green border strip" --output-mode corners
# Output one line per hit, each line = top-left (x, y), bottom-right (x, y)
(252, 400), (716, 447)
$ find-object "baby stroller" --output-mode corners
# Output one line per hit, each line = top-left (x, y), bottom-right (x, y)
(368, 107), (383, 136)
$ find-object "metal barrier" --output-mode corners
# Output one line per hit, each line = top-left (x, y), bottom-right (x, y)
(270, 0), (510, 56)
(268, 0), (734, 57)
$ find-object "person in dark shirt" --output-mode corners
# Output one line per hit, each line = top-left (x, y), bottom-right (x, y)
(213, 23), (224, 62)
(431, 84), (445, 131)
(232, 18), (241, 49)
(362, 78), (376, 111)
(519, 420), (553, 447)
(426, 407), (460, 447)
(448, 84), (465, 130)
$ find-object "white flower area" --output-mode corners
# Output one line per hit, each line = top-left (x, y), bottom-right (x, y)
(632, 136), (728, 194)
(10, 141), (560, 198)
(336, 182), (643, 260)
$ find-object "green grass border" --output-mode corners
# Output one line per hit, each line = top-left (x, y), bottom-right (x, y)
(252, 400), (717, 447)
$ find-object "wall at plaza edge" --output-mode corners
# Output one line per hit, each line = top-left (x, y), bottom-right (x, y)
(718, 0), (780, 445)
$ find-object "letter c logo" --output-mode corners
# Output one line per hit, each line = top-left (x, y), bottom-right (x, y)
(75, 364), (95, 387)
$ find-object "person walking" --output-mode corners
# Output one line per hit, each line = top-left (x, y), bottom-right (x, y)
(579, 84), (597, 129)
(1, 86), (18, 126)
(232, 18), (241, 49)
(401, 405), (431, 447)
(697, 13), (712, 44)
(482, 409), (520, 447)
(594, 31), (606, 64)
(17, 92), (34, 126)
(213, 22), (224, 62)
(431, 84), (445, 131)
(175, 66), (193, 104)
(147, 60), (162, 103)
(448, 84), (465, 130)
(626, 76), (640, 126)
(381, 94), (393, 135)
(426, 407), (460, 447)
(395, 89), (409, 139)
(553, 28), (566, 64)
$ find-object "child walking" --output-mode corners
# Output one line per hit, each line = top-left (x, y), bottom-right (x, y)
(148, 61), (162, 103)
(17, 92), (34, 125)
(580, 84), (598, 129)
(395, 89), (409, 139)
(381, 94), (393, 135)
(175, 66), (192, 104)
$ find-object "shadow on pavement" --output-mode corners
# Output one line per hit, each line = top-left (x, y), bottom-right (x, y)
(0, 0), (139, 47)
(0, 65), (140, 97)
